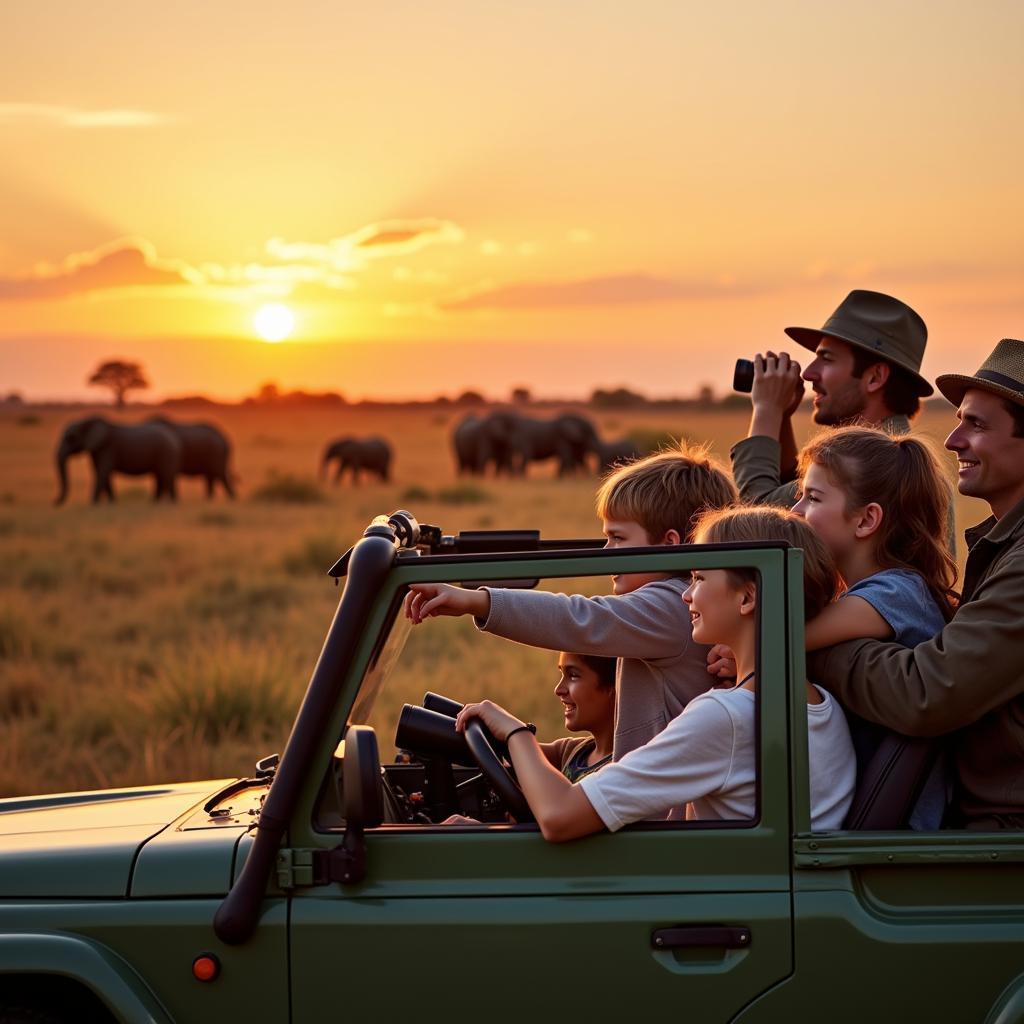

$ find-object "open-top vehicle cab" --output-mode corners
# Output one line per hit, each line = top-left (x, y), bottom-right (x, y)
(2, 510), (1024, 1024)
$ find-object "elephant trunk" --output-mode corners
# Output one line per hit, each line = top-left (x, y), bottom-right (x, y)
(55, 446), (70, 505)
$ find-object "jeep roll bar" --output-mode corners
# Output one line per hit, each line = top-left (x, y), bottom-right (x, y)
(214, 512), (418, 945)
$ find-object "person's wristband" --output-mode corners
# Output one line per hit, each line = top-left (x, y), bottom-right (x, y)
(505, 723), (537, 742)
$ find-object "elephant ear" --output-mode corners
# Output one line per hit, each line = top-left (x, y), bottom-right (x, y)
(82, 419), (110, 452)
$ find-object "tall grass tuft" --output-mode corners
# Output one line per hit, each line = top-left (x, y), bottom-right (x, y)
(282, 533), (343, 577)
(148, 641), (300, 745)
(251, 471), (325, 504)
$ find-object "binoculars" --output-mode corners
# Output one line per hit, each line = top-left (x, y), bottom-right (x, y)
(733, 358), (755, 394)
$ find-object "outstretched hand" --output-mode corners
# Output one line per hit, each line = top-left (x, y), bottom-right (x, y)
(455, 699), (527, 744)
(404, 583), (490, 624)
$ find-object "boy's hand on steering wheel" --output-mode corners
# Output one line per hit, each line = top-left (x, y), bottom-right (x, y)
(405, 583), (490, 624)
(455, 699), (526, 743)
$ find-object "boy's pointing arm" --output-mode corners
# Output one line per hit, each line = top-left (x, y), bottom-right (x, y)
(480, 580), (688, 659)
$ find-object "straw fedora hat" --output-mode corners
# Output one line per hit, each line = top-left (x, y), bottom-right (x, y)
(784, 289), (933, 398)
(936, 338), (1024, 408)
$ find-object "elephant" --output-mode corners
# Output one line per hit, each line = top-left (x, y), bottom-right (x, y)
(146, 416), (235, 498)
(479, 411), (600, 477)
(55, 416), (181, 504)
(321, 436), (392, 484)
(451, 414), (516, 476)
(596, 437), (643, 473)
(452, 414), (486, 476)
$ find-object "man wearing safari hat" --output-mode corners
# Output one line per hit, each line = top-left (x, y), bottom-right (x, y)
(731, 289), (932, 506)
(811, 338), (1024, 829)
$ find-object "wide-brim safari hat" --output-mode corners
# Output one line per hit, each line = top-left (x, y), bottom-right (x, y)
(784, 289), (933, 398)
(935, 338), (1024, 408)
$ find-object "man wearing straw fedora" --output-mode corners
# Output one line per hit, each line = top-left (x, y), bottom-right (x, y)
(731, 289), (932, 507)
(811, 338), (1024, 829)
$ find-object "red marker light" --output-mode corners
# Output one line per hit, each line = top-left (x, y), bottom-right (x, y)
(192, 954), (220, 982)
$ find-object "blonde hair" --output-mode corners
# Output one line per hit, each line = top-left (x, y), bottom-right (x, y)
(798, 426), (958, 619)
(595, 440), (738, 543)
(694, 505), (842, 621)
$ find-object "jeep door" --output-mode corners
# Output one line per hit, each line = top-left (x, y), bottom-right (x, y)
(288, 547), (797, 1020)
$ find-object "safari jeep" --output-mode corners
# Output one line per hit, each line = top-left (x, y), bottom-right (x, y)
(2, 511), (1024, 1024)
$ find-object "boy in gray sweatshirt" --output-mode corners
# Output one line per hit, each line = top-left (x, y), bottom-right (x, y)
(405, 444), (738, 760)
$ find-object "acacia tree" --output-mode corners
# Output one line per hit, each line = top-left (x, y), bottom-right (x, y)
(88, 360), (149, 408)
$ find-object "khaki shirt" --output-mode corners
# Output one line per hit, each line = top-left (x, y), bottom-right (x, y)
(808, 492), (1024, 823)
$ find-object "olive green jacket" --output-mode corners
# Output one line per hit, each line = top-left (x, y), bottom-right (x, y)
(729, 414), (911, 508)
(808, 493), (1024, 824)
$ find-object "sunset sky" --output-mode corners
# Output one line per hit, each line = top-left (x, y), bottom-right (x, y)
(2, 1), (1022, 401)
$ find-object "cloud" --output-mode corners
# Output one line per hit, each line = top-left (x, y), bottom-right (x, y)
(441, 273), (746, 311)
(0, 102), (174, 128)
(0, 217), (463, 304)
(266, 218), (463, 271)
(0, 239), (199, 301)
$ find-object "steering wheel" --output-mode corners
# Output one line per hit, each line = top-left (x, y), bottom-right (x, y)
(463, 719), (535, 823)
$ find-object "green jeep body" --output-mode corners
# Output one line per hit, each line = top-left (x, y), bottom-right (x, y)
(2, 512), (1023, 1023)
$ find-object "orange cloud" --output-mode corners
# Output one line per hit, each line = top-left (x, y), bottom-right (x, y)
(266, 218), (464, 270)
(0, 238), (198, 300)
(441, 273), (752, 311)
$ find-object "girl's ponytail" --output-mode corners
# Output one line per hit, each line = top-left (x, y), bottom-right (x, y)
(890, 436), (958, 619)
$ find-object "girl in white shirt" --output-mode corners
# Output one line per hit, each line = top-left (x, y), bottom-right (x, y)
(455, 506), (856, 839)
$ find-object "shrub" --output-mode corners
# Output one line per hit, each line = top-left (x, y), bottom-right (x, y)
(400, 486), (432, 503)
(625, 428), (685, 454)
(197, 510), (236, 527)
(251, 471), (324, 504)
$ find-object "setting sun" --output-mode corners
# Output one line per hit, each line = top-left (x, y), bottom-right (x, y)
(253, 304), (295, 343)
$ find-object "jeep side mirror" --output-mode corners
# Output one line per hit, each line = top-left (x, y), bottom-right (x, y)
(342, 724), (383, 832)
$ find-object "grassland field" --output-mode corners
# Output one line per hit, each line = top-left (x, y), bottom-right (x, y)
(0, 402), (985, 797)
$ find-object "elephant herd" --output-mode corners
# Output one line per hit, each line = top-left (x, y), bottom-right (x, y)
(53, 416), (396, 504)
(55, 415), (236, 505)
(53, 411), (643, 505)
(452, 411), (641, 477)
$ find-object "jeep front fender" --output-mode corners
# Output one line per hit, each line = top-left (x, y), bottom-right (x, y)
(0, 933), (172, 1024)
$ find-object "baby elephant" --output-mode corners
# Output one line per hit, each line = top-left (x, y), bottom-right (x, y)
(320, 436), (392, 484)
(55, 416), (181, 504)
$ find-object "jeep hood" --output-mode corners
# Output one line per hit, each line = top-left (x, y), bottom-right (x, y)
(0, 779), (235, 898)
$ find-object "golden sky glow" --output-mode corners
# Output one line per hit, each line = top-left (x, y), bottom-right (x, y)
(1, 2), (1023, 400)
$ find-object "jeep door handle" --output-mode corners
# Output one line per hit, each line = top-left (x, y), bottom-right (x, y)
(651, 926), (751, 950)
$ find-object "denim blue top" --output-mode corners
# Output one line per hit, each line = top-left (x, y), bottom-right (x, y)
(845, 568), (946, 647)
